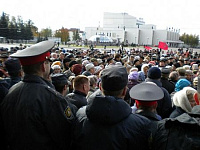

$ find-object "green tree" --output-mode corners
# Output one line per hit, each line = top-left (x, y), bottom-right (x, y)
(24, 19), (33, 40)
(55, 27), (69, 44)
(0, 12), (9, 38)
(40, 28), (52, 40)
(180, 33), (199, 47)
(72, 29), (81, 41)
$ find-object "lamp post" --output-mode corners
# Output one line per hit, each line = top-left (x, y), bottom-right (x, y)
(135, 37), (137, 45)
(157, 38), (159, 45)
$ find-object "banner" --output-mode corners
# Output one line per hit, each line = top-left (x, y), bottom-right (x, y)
(158, 42), (168, 50)
(144, 46), (152, 50)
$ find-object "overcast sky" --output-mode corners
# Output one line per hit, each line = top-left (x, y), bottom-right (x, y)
(1, 0), (200, 35)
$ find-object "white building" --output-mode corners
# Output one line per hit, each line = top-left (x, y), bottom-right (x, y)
(85, 12), (183, 47)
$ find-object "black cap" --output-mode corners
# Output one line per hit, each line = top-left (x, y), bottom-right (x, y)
(161, 67), (170, 74)
(51, 73), (71, 86)
(129, 82), (164, 101)
(4, 58), (21, 74)
(100, 65), (128, 91)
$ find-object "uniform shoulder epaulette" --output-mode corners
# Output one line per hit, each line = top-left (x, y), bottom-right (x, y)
(45, 85), (64, 99)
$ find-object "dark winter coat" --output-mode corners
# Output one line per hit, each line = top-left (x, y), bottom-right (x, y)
(67, 90), (87, 109)
(1, 74), (76, 150)
(72, 95), (152, 150)
(153, 107), (200, 150)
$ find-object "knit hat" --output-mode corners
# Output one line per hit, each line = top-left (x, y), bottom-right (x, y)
(72, 64), (82, 76)
(175, 79), (191, 92)
(52, 65), (61, 70)
(147, 67), (161, 79)
(51, 61), (61, 67)
(85, 63), (94, 71)
(128, 71), (139, 81)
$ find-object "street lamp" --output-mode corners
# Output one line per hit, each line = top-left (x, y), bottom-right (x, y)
(135, 37), (137, 44)
(147, 37), (149, 45)
(157, 38), (159, 45)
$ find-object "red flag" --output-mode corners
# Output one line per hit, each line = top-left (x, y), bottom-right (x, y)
(158, 42), (168, 50)
(144, 46), (152, 50)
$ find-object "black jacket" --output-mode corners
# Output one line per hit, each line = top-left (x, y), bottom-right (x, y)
(153, 110), (200, 150)
(160, 77), (175, 94)
(1, 74), (76, 150)
(67, 90), (87, 109)
(169, 106), (186, 118)
(72, 95), (152, 150)
(136, 109), (161, 121)
(0, 79), (9, 102)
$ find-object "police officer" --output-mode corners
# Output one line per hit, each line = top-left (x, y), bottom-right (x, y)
(130, 82), (164, 121)
(1, 41), (76, 150)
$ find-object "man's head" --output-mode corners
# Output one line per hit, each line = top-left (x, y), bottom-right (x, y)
(99, 65), (128, 98)
(51, 73), (70, 96)
(10, 41), (55, 79)
(73, 75), (90, 95)
(4, 58), (22, 77)
(85, 63), (95, 74)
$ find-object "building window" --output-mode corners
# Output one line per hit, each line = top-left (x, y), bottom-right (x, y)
(112, 33), (116, 37)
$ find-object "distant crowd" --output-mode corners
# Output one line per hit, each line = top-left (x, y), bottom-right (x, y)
(0, 41), (200, 150)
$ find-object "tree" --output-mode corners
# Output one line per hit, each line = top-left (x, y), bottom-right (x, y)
(72, 29), (81, 41)
(8, 16), (17, 40)
(24, 19), (33, 41)
(40, 28), (52, 40)
(55, 27), (69, 44)
(180, 33), (199, 47)
(0, 12), (9, 38)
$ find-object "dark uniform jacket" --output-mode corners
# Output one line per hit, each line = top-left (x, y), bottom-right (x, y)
(145, 78), (173, 119)
(136, 109), (161, 121)
(67, 90), (87, 109)
(1, 74), (76, 150)
(72, 95), (152, 150)
(0, 78), (9, 102)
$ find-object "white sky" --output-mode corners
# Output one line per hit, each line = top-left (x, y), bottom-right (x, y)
(1, 0), (200, 36)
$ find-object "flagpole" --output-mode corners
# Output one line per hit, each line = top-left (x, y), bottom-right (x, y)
(160, 48), (162, 58)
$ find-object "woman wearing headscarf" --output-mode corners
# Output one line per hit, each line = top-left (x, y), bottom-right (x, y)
(170, 87), (197, 118)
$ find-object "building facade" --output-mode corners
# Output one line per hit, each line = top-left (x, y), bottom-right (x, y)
(85, 12), (183, 47)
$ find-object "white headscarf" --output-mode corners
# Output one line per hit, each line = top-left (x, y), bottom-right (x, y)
(173, 87), (196, 113)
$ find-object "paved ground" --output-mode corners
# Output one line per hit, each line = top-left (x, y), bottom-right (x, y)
(1, 43), (200, 53)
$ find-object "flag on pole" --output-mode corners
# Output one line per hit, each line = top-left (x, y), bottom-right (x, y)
(144, 46), (152, 50)
(158, 42), (168, 50)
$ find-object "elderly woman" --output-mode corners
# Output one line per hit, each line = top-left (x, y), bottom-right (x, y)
(170, 87), (197, 118)
(138, 64), (149, 82)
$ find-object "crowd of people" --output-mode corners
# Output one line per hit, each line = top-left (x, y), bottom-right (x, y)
(0, 41), (200, 150)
